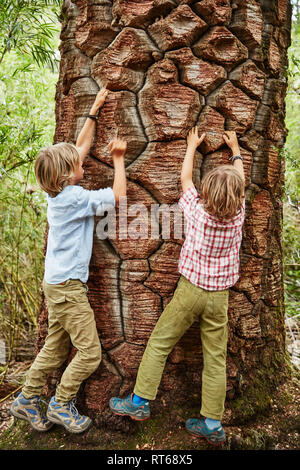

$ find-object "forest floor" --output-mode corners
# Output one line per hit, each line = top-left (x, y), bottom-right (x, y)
(0, 359), (299, 452)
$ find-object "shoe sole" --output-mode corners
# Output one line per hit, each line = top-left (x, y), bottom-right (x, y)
(10, 405), (54, 432)
(186, 428), (226, 446)
(46, 413), (92, 434)
(110, 409), (150, 422)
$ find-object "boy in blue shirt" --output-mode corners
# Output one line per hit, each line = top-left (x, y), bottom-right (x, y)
(10, 88), (127, 434)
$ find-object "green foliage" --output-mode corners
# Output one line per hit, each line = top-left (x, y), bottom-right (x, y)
(0, 2), (60, 381)
(283, 15), (300, 319)
(0, 0), (61, 72)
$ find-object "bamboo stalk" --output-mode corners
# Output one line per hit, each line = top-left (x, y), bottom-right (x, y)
(0, 165), (31, 385)
(0, 363), (32, 404)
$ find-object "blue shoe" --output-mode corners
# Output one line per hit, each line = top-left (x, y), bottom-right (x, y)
(46, 397), (92, 434)
(10, 392), (54, 432)
(109, 393), (150, 421)
(185, 417), (226, 445)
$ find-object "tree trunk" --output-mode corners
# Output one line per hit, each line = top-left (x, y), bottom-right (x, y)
(38, 0), (292, 424)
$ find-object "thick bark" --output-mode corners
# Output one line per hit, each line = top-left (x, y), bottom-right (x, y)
(38, 0), (292, 423)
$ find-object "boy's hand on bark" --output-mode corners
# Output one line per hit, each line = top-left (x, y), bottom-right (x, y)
(93, 88), (109, 111)
(223, 131), (239, 153)
(108, 138), (127, 158)
(187, 126), (206, 149)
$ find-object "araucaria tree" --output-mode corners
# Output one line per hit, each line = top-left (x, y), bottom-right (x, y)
(38, 0), (292, 423)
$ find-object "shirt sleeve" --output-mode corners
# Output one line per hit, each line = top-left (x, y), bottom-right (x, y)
(178, 185), (201, 219)
(76, 186), (115, 217)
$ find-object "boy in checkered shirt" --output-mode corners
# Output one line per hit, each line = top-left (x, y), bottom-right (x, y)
(110, 128), (245, 446)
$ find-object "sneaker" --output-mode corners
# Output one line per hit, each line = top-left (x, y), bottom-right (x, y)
(10, 392), (54, 432)
(109, 393), (150, 421)
(185, 417), (226, 445)
(46, 397), (92, 434)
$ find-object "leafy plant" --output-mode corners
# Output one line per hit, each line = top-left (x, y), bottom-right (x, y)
(0, 0), (61, 71)
(0, 2), (61, 382)
(283, 12), (300, 321)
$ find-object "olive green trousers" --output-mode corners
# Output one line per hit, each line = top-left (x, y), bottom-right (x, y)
(134, 275), (229, 421)
(22, 279), (101, 403)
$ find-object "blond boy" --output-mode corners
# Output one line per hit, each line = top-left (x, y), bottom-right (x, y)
(11, 88), (127, 434)
(109, 128), (245, 446)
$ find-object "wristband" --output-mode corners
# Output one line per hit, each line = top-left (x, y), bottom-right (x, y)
(230, 154), (243, 163)
(87, 114), (98, 121)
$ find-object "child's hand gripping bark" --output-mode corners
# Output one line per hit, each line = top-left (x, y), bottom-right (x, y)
(76, 87), (110, 162)
(181, 126), (206, 193)
(108, 136), (127, 204)
(108, 138), (127, 159)
(90, 88), (109, 115)
(187, 126), (206, 150)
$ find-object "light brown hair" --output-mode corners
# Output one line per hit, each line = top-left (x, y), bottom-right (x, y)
(34, 143), (80, 198)
(200, 165), (244, 220)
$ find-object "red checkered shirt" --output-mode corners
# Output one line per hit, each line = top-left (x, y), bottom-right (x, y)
(178, 185), (245, 291)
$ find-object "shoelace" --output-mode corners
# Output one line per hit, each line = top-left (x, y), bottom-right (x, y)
(68, 398), (81, 421)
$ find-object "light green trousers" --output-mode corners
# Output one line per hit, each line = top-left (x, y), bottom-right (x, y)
(22, 279), (101, 403)
(134, 275), (229, 420)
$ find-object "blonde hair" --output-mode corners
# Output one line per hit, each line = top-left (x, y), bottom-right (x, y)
(35, 143), (80, 198)
(200, 165), (244, 220)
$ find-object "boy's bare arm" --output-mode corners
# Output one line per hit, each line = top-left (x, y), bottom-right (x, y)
(76, 88), (109, 162)
(108, 138), (127, 204)
(223, 131), (245, 183)
(181, 126), (206, 193)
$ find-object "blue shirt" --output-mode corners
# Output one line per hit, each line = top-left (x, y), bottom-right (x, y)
(44, 184), (115, 284)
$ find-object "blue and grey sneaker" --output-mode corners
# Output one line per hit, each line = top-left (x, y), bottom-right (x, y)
(10, 392), (54, 432)
(185, 418), (226, 445)
(46, 397), (92, 434)
(109, 393), (150, 421)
